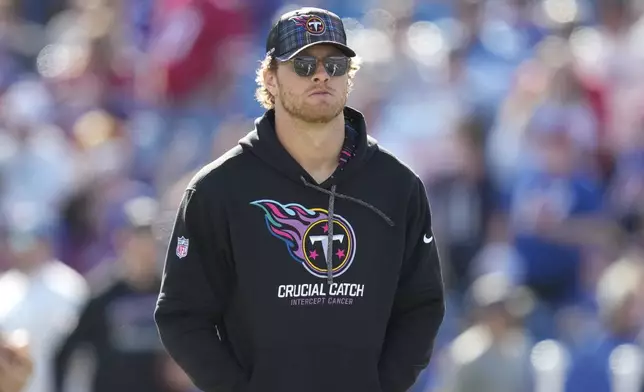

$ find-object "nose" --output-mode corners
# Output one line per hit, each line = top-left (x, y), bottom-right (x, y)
(311, 60), (330, 83)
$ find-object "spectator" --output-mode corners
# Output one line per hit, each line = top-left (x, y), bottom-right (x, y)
(0, 215), (88, 392)
(565, 251), (644, 392)
(441, 272), (535, 392)
(504, 106), (610, 339)
(54, 197), (166, 392)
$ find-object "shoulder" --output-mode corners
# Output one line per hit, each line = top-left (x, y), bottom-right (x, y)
(41, 261), (90, 304)
(371, 141), (425, 194)
(185, 144), (250, 193)
(82, 260), (122, 300)
(448, 325), (492, 367)
(372, 140), (422, 181)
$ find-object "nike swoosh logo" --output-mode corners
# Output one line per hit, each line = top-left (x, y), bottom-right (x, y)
(423, 235), (433, 244)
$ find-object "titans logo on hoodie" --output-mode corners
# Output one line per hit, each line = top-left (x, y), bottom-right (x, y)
(155, 107), (445, 392)
(251, 199), (363, 306)
(251, 199), (357, 278)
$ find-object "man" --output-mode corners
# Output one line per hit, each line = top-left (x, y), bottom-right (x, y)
(565, 252), (644, 392)
(154, 7), (445, 392)
(54, 197), (168, 392)
(0, 215), (88, 392)
(442, 273), (535, 392)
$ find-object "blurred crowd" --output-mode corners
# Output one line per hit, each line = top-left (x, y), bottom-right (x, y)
(0, 0), (643, 391)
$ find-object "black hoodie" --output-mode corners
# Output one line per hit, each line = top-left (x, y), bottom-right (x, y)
(154, 107), (445, 392)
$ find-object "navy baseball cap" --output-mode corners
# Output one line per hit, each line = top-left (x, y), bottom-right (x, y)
(266, 7), (356, 61)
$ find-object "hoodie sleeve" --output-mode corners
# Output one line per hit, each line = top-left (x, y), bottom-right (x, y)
(154, 186), (249, 392)
(378, 176), (446, 392)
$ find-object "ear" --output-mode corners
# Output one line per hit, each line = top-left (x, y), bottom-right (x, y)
(264, 67), (279, 97)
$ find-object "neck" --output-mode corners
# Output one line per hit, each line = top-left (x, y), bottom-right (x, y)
(274, 107), (345, 183)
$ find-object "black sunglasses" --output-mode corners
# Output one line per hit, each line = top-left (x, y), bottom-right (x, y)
(287, 56), (350, 77)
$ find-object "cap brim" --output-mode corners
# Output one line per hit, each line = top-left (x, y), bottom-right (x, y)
(275, 41), (356, 61)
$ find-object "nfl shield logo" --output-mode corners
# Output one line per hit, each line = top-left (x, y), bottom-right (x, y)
(176, 236), (189, 259)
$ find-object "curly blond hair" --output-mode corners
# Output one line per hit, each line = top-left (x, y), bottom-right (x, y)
(254, 54), (361, 110)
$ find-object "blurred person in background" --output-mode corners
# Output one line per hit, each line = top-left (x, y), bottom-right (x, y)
(588, 0), (644, 152)
(54, 196), (166, 392)
(57, 185), (101, 276)
(137, 0), (254, 191)
(55, 107), (140, 274)
(0, 77), (77, 229)
(425, 114), (496, 296)
(371, 46), (474, 184)
(565, 251), (644, 392)
(486, 51), (551, 197)
(500, 61), (613, 340)
(527, 63), (600, 176)
(440, 272), (535, 392)
(488, 41), (599, 193)
(0, 215), (88, 392)
(607, 116), (644, 248)
(143, 0), (251, 106)
(506, 123), (606, 337)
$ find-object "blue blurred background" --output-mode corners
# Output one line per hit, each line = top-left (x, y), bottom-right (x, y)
(0, 0), (643, 391)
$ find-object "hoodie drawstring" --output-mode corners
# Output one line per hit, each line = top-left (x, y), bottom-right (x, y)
(326, 184), (336, 284)
(301, 176), (395, 284)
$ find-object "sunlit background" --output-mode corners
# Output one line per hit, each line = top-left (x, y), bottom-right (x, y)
(0, 0), (643, 391)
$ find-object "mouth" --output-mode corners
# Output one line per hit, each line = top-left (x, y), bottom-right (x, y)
(309, 90), (332, 97)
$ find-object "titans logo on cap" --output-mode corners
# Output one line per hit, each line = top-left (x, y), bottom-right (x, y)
(290, 15), (326, 36)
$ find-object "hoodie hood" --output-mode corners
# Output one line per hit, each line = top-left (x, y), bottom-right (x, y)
(239, 106), (378, 188)
(239, 106), (393, 284)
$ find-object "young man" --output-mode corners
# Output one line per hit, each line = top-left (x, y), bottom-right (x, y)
(154, 7), (445, 392)
(54, 197), (166, 392)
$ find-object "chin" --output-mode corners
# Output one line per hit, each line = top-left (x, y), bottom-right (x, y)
(304, 106), (344, 123)
(288, 102), (345, 124)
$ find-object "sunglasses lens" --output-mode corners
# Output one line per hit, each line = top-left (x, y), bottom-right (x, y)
(293, 57), (317, 76)
(291, 56), (349, 77)
(324, 57), (349, 76)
